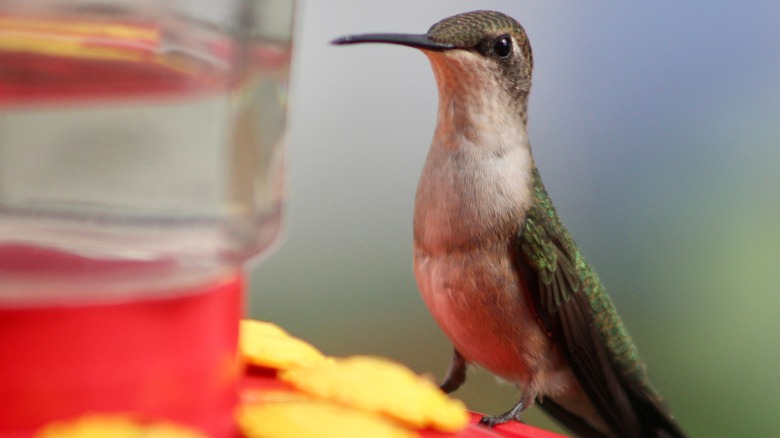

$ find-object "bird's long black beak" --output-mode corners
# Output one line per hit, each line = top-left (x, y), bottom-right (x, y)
(331, 33), (454, 51)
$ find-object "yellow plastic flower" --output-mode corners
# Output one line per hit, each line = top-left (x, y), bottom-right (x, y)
(236, 400), (417, 438)
(35, 414), (206, 438)
(240, 389), (317, 405)
(239, 320), (330, 370)
(279, 356), (468, 432)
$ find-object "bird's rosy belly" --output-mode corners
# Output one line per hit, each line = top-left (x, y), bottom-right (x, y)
(413, 246), (557, 385)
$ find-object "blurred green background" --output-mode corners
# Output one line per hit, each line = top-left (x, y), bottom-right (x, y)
(250, 2), (780, 436)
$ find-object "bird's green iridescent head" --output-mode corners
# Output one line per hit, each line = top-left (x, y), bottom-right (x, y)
(333, 10), (534, 120)
(333, 10), (532, 73)
(426, 10), (533, 72)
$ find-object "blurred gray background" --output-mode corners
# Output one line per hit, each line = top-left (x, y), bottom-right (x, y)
(250, 1), (780, 436)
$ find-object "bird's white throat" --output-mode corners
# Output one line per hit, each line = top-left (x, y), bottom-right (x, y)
(413, 50), (535, 251)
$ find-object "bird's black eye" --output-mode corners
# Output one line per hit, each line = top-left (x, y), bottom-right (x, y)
(493, 35), (512, 58)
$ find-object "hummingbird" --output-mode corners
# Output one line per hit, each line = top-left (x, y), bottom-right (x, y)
(334, 10), (686, 438)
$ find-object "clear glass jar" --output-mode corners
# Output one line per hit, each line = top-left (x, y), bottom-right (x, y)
(0, 1), (295, 434)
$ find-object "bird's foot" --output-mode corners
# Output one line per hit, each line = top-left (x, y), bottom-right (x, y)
(478, 400), (525, 427)
(439, 348), (467, 394)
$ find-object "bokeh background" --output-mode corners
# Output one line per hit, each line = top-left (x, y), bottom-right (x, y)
(251, 2), (780, 436)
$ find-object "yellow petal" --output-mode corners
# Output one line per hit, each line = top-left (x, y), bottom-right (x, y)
(279, 356), (468, 432)
(240, 320), (289, 338)
(236, 400), (417, 438)
(35, 414), (206, 438)
(239, 320), (329, 370)
(241, 389), (317, 405)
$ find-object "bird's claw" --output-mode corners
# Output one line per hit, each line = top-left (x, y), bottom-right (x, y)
(478, 412), (524, 428)
(478, 400), (525, 427)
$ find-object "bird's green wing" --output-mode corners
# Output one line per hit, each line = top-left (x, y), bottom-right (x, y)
(513, 169), (685, 437)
